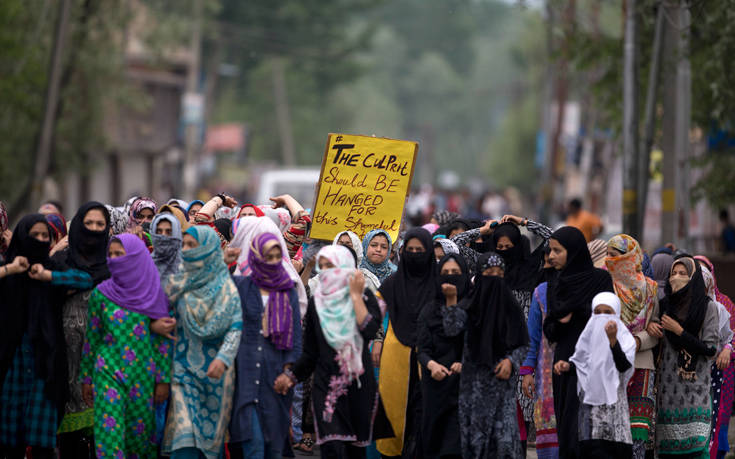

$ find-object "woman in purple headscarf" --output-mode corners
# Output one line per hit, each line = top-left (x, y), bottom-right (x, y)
(80, 234), (172, 458)
(228, 232), (302, 459)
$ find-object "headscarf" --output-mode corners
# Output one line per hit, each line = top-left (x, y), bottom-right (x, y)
(151, 213), (182, 277)
(97, 234), (169, 319)
(166, 226), (241, 339)
(167, 198), (189, 210)
(379, 228), (436, 346)
(186, 200), (204, 215)
(127, 197), (157, 231)
(694, 255), (735, 333)
(464, 252), (528, 366)
(314, 245), (364, 388)
(53, 202), (111, 285)
(1, 214), (68, 410)
(105, 205), (129, 236)
(332, 231), (363, 265)
(434, 238), (460, 258)
(569, 292), (636, 405)
(359, 229), (397, 283)
(546, 226), (613, 321)
(422, 223), (439, 234)
(641, 253), (654, 278)
(230, 216), (307, 315)
(248, 232), (296, 350)
(259, 206), (292, 233)
(587, 239), (608, 268)
(158, 204), (190, 231)
(123, 195), (140, 217)
(435, 253), (472, 302)
(651, 253), (674, 297)
(605, 234), (658, 328)
(432, 210), (459, 226)
(659, 256), (711, 379)
(45, 213), (67, 244)
(491, 222), (545, 292)
(0, 201), (8, 253)
(237, 203), (265, 218)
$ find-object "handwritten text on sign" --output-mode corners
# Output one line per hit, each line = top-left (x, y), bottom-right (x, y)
(310, 134), (418, 242)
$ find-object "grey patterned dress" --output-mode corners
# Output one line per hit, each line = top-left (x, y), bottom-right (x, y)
(444, 305), (528, 458)
(578, 373), (633, 445)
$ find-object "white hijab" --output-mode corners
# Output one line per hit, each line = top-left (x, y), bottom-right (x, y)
(332, 231), (363, 265)
(570, 291), (637, 406)
(230, 216), (308, 316)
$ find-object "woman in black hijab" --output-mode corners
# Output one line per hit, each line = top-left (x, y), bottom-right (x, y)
(0, 215), (68, 459)
(376, 228), (436, 458)
(442, 252), (529, 458)
(542, 226), (613, 459)
(417, 254), (471, 459)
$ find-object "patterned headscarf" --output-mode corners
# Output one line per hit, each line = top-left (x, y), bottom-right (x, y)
(332, 231), (363, 265)
(248, 233), (296, 350)
(434, 238), (460, 258)
(695, 255), (735, 335)
(45, 213), (67, 244)
(258, 206), (292, 233)
(587, 239), (608, 268)
(0, 201), (8, 253)
(166, 226), (241, 339)
(127, 197), (157, 231)
(314, 245), (364, 420)
(150, 213), (182, 277)
(359, 229), (397, 283)
(432, 210), (459, 226)
(477, 251), (506, 273)
(605, 234), (657, 329)
(105, 205), (129, 236)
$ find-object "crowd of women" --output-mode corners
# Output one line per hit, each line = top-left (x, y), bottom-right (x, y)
(0, 194), (733, 459)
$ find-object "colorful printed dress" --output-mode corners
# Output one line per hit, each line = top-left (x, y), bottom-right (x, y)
(521, 282), (559, 458)
(81, 289), (172, 458)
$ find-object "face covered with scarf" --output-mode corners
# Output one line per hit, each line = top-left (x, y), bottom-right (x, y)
(314, 245), (364, 386)
(98, 234), (169, 319)
(569, 292), (636, 405)
(150, 213), (182, 277)
(54, 202), (111, 285)
(249, 232), (296, 350)
(127, 197), (157, 232)
(605, 234), (658, 328)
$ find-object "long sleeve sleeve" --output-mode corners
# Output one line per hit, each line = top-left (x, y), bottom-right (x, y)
(417, 309), (435, 369)
(677, 300), (719, 358)
(451, 228), (481, 270)
(635, 296), (660, 352)
(521, 292), (543, 373)
(359, 291), (381, 342)
(194, 197), (222, 223)
(508, 344), (529, 374)
(283, 211), (311, 259)
(526, 219), (553, 241)
(81, 290), (103, 385)
(610, 341), (633, 373)
(543, 315), (565, 344)
(51, 268), (94, 290)
(283, 289), (303, 366)
(215, 302), (243, 368)
(291, 301), (319, 382)
(152, 332), (173, 384)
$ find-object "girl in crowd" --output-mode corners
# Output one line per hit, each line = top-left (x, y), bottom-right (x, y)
(564, 292), (636, 457)
(651, 252), (675, 301)
(443, 252), (529, 458)
(605, 234), (659, 459)
(276, 244), (383, 458)
(360, 229), (396, 294)
(432, 238), (460, 263)
(228, 232), (302, 458)
(521, 248), (559, 459)
(649, 257), (719, 458)
(417, 253), (471, 459)
(162, 226), (243, 459)
(151, 213), (183, 278)
(187, 200), (204, 219)
(543, 226), (613, 459)
(158, 204), (190, 232)
(376, 228), (436, 458)
(695, 256), (735, 459)
(0, 215), (69, 459)
(127, 197), (157, 232)
(333, 231), (363, 263)
(80, 234), (172, 458)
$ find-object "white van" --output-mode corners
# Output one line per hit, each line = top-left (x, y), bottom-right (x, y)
(254, 168), (321, 210)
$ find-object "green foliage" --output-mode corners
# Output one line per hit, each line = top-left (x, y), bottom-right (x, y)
(691, 150), (735, 210)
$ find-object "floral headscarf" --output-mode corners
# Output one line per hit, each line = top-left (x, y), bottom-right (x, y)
(127, 197), (157, 231)
(105, 205), (129, 236)
(313, 245), (364, 421)
(605, 234), (658, 329)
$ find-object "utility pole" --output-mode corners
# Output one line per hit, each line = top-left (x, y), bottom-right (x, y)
(30, 0), (72, 211)
(675, 2), (691, 249)
(182, 0), (203, 200)
(637, 3), (665, 243)
(622, 0), (640, 238)
(272, 57), (296, 167)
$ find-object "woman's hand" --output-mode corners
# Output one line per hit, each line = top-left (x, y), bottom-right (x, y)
(646, 321), (664, 339)
(273, 373), (294, 395)
(349, 270), (365, 297)
(553, 360), (571, 375)
(371, 342), (382, 368)
(479, 220), (498, 236)
(522, 374), (535, 398)
(5, 256), (29, 275)
(50, 235), (68, 256)
(291, 258), (304, 273)
(450, 362), (462, 374)
(661, 314), (684, 336)
(494, 358), (512, 380)
(82, 383), (94, 407)
(558, 313), (573, 324)
(441, 283), (458, 302)
(155, 383), (170, 405)
(717, 347), (732, 370)
(605, 320), (618, 346)
(427, 361), (451, 381)
(224, 247), (241, 265)
(28, 264), (52, 282)
(206, 359), (226, 380)
(500, 215), (526, 226)
(151, 317), (177, 340)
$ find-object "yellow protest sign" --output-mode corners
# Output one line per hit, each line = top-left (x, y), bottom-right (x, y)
(310, 133), (418, 242)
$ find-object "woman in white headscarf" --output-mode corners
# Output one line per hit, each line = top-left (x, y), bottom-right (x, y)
(558, 291), (636, 457)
